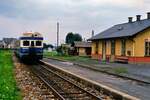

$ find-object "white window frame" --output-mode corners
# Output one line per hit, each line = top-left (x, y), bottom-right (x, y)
(20, 40), (43, 48)
(35, 40), (43, 47)
(21, 40), (30, 47)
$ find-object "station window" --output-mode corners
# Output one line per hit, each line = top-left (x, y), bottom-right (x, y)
(145, 41), (150, 56)
(121, 39), (126, 56)
(111, 40), (115, 55)
(23, 41), (29, 46)
(95, 42), (99, 54)
(36, 41), (42, 46)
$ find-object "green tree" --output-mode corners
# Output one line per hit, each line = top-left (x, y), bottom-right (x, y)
(74, 33), (82, 41)
(65, 32), (82, 46)
(66, 32), (74, 44)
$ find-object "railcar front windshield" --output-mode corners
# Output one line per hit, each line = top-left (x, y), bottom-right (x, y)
(36, 41), (42, 46)
(23, 41), (29, 46)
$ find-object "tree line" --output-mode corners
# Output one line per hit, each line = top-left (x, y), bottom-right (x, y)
(65, 32), (82, 46)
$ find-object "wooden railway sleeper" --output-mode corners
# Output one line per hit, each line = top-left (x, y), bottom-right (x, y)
(40, 65), (102, 100)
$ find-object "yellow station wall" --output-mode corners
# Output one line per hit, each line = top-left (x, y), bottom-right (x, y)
(134, 28), (150, 57)
(92, 28), (150, 58)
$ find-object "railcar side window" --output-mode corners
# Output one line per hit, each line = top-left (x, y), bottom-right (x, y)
(36, 41), (42, 46)
(23, 41), (29, 46)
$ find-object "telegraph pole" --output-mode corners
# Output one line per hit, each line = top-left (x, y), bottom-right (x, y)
(92, 30), (94, 37)
(57, 22), (59, 48)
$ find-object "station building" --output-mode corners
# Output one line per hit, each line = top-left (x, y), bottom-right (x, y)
(89, 13), (150, 63)
(74, 41), (91, 56)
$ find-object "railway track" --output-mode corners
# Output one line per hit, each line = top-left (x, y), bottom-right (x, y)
(30, 62), (104, 100)
(27, 60), (139, 100)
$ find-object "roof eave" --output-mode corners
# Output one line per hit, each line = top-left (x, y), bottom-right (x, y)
(88, 36), (133, 41)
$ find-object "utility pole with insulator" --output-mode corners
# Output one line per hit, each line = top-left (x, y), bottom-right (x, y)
(92, 30), (94, 37)
(57, 22), (59, 48)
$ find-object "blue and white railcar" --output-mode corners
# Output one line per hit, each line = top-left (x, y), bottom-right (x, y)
(16, 32), (43, 61)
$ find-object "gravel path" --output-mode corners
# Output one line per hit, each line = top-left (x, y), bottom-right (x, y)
(13, 57), (55, 100)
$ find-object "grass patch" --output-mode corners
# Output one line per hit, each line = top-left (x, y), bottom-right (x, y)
(44, 51), (100, 64)
(0, 50), (22, 100)
(45, 51), (129, 75)
(113, 67), (128, 74)
(44, 51), (58, 57)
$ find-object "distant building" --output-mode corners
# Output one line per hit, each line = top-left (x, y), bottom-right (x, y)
(74, 41), (91, 56)
(3, 38), (17, 48)
(89, 13), (150, 63)
(61, 44), (71, 55)
(0, 40), (4, 48)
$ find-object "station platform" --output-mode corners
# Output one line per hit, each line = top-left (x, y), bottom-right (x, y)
(42, 58), (150, 100)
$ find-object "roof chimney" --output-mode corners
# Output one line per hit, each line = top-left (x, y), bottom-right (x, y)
(136, 15), (141, 21)
(128, 17), (133, 23)
(147, 12), (150, 19)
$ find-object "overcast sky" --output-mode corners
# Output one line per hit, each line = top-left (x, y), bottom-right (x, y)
(0, 0), (149, 45)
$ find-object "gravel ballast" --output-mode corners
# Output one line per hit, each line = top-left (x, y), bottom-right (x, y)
(13, 56), (55, 100)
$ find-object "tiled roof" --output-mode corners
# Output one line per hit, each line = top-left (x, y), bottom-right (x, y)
(89, 19), (150, 40)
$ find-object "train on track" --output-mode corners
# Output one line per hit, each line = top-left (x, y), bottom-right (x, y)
(15, 32), (43, 61)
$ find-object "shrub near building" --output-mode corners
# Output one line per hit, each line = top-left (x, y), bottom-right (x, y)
(0, 50), (21, 100)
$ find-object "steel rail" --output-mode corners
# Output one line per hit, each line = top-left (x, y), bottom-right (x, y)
(40, 64), (102, 100)
(31, 63), (102, 100)
(30, 66), (66, 100)
(39, 60), (140, 100)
